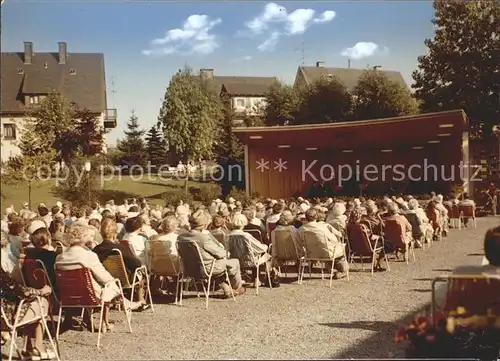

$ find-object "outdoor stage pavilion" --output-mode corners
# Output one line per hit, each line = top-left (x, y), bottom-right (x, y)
(232, 109), (471, 199)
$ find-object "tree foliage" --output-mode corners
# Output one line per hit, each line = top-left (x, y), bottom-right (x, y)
(412, 0), (500, 138)
(293, 76), (352, 125)
(352, 69), (417, 120)
(116, 110), (147, 167)
(145, 125), (168, 167)
(75, 109), (105, 157)
(157, 66), (222, 162)
(263, 82), (300, 126)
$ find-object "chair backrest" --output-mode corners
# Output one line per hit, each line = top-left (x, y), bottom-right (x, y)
(449, 204), (462, 219)
(458, 204), (475, 218)
(176, 240), (210, 280)
(102, 249), (131, 288)
(227, 233), (255, 269)
(147, 240), (180, 276)
(22, 258), (50, 289)
(54, 262), (101, 306)
(246, 229), (263, 244)
(271, 228), (300, 261)
(267, 222), (277, 236)
(434, 275), (500, 315)
(301, 230), (331, 260)
(346, 222), (374, 256)
(210, 230), (227, 248)
(402, 213), (422, 237)
(382, 218), (405, 249)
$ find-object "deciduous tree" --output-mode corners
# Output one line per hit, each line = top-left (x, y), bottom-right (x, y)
(352, 69), (417, 120)
(157, 66), (222, 193)
(263, 82), (300, 126)
(293, 76), (352, 125)
(412, 0), (500, 138)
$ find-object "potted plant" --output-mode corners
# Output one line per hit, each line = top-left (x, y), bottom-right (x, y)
(395, 307), (500, 360)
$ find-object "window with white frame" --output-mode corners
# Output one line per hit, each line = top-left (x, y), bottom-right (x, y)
(235, 98), (245, 108)
(3, 124), (16, 140)
(29, 95), (40, 104)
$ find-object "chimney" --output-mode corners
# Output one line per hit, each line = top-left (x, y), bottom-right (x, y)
(316, 61), (324, 68)
(200, 68), (214, 79)
(348, 58), (351, 69)
(58, 42), (67, 64)
(24, 42), (33, 64)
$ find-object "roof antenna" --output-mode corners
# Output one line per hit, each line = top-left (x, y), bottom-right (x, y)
(294, 40), (310, 65)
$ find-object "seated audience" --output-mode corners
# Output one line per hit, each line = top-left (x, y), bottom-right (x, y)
(94, 218), (147, 308)
(24, 227), (58, 290)
(297, 208), (348, 279)
(383, 203), (412, 259)
(121, 216), (148, 265)
(177, 210), (246, 298)
(242, 209), (269, 245)
(57, 223), (142, 331)
(0, 267), (55, 360)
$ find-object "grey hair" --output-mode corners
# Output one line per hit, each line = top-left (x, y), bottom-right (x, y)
(160, 215), (179, 233)
(66, 223), (93, 246)
(387, 203), (399, 215)
(408, 199), (419, 210)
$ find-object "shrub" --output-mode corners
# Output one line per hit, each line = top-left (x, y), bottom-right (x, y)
(191, 183), (222, 203)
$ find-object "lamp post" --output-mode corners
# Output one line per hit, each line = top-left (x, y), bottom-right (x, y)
(28, 178), (32, 210)
(84, 161), (91, 204)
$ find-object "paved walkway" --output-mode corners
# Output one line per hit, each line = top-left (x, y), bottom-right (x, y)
(14, 217), (500, 360)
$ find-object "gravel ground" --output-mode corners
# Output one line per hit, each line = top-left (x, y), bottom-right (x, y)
(5, 216), (499, 360)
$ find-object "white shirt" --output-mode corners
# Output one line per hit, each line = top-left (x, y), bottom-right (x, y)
(266, 213), (281, 228)
(123, 232), (147, 265)
(250, 217), (263, 228)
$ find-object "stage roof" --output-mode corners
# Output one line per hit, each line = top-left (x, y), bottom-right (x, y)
(233, 110), (468, 150)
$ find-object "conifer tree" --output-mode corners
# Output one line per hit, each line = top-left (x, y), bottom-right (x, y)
(145, 125), (168, 168)
(116, 110), (147, 167)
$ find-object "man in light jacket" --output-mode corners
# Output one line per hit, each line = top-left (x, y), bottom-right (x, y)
(296, 208), (348, 279)
(178, 210), (246, 298)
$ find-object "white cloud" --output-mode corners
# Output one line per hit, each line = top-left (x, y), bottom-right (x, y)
(314, 10), (336, 23)
(257, 31), (281, 51)
(341, 42), (383, 60)
(243, 3), (335, 51)
(231, 55), (253, 62)
(143, 14), (221, 56)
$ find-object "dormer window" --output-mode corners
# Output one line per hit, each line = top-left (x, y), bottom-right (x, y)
(17, 68), (24, 74)
(69, 69), (76, 75)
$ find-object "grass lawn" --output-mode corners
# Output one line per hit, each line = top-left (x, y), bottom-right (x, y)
(1, 176), (204, 209)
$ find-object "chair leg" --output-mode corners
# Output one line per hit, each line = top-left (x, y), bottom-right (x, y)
(255, 265), (260, 296)
(96, 304), (104, 349)
(8, 329), (17, 361)
(371, 253), (376, 276)
(89, 309), (94, 334)
(225, 272), (235, 301)
(39, 303), (60, 361)
(174, 275), (181, 305)
(202, 279), (210, 310)
(122, 293), (133, 333)
(329, 260), (335, 288)
(144, 272), (154, 313)
(179, 278), (184, 306)
(266, 263), (272, 290)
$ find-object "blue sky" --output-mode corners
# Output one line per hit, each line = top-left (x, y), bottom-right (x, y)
(2, 1), (435, 145)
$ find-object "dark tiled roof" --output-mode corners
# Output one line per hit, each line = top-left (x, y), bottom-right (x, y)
(212, 76), (277, 96)
(221, 81), (276, 96)
(1, 52), (107, 114)
(297, 66), (408, 91)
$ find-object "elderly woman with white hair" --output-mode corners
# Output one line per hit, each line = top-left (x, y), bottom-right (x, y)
(140, 213), (158, 238)
(228, 213), (271, 288)
(433, 194), (449, 236)
(326, 202), (347, 231)
(56, 223), (143, 331)
(407, 199), (434, 245)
